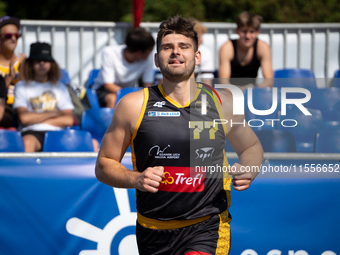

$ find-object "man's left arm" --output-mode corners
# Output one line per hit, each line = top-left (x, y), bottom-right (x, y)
(257, 40), (273, 87)
(221, 94), (263, 191)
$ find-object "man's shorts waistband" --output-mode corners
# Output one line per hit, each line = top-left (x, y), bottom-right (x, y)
(137, 212), (212, 230)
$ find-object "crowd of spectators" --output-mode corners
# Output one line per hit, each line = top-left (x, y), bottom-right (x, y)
(0, 13), (338, 153)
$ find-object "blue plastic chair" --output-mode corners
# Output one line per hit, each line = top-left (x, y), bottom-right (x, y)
(115, 87), (143, 106)
(244, 87), (280, 131)
(80, 108), (114, 143)
(86, 88), (100, 109)
(0, 130), (25, 152)
(59, 69), (70, 84)
(87, 69), (100, 88)
(334, 69), (340, 88)
(277, 107), (324, 152)
(255, 130), (297, 152)
(315, 129), (340, 153)
(273, 68), (317, 89)
(43, 130), (94, 152)
(305, 87), (340, 128)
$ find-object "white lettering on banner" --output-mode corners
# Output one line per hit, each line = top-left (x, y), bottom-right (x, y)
(212, 84), (311, 116)
(240, 250), (336, 255)
(267, 250), (282, 255)
(213, 118), (298, 128)
(288, 251), (309, 255)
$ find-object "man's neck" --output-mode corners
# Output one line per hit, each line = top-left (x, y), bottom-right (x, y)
(162, 75), (197, 106)
(34, 75), (49, 83)
(123, 48), (135, 63)
(0, 50), (15, 63)
(236, 40), (253, 52)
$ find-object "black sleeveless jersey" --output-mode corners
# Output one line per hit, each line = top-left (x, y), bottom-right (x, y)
(230, 38), (261, 86)
(131, 84), (231, 222)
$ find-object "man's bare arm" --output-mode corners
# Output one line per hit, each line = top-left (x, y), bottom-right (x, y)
(95, 90), (164, 192)
(104, 83), (122, 93)
(40, 109), (74, 127)
(218, 41), (233, 81)
(257, 40), (273, 87)
(16, 107), (59, 126)
(0, 98), (5, 121)
(220, 92), (264, 191)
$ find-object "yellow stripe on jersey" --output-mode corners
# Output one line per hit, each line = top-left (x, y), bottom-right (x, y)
(137, 212), (211, 230)
(214, 91), (228, 136)
(131, 88), (149, 172)
(216, 209), (231, 255)
(158, 83), (201, 108)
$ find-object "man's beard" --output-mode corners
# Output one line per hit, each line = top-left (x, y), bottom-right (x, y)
(158, 57), (195, 83)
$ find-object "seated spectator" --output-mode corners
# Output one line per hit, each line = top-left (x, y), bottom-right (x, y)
(13, 42), (79, 152)
(219, 11), (273, 88)
(0, 76), (7, 127)
(92, 28), (155, 108)
(0, 16), (26, 127)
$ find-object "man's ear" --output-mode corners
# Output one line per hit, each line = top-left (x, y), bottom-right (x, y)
(154, 53), (159, 68)
(195, 50), (201, 66)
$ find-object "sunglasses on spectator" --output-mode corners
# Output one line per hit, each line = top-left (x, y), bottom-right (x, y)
(1, 33), (21, 39)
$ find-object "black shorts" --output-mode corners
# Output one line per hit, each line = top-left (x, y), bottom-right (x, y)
(95, 86), (110, 107)
(136, 211), (231, 255)
(21, 130), (46, 150)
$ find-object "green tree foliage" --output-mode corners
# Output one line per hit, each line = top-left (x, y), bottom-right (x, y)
(0, 1), (6, 17)
(3, 0), (132, 21)
(2, 0), (340, 23)
(142, 0), (205, 22)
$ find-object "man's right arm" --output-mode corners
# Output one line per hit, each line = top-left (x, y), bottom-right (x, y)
(218, 41), (233, 80)
(95, 90), (164, 192)
(0, 98), (5, 121)
(103, 83), (121, 93)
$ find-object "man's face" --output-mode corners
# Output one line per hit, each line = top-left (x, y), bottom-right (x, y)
(0, 24), (19, 52)
(155, 33), (200, 83)
(33, 60), (51, 77)
(236, 26), (260, 48)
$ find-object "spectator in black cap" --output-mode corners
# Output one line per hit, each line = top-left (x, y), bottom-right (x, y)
(13, 42), (99, 152)
(13, 42), (74, 152)
(0, 16), (26, 128)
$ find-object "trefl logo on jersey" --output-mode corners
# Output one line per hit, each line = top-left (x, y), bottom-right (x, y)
(158, 167), (205, 193)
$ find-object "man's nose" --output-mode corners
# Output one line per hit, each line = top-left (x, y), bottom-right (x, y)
(171, 46), (180, 55)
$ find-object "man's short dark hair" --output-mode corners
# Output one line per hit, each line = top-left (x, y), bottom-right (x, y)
(235, 11), (263, 31)
(156, 15), (198, 53)
(125, 28), (155, 53)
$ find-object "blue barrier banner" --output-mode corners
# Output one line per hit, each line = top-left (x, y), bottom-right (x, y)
(0, 157), (339, 255)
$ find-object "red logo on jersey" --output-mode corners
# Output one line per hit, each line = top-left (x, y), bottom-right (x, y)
(158, 167), (205, 192)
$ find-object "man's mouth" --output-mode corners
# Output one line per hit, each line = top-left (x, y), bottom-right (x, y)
(169, 59), (184, 65)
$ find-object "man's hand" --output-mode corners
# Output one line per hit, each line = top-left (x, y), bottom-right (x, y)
(136, 166), (164, 193)
(228, 163), (254, 191)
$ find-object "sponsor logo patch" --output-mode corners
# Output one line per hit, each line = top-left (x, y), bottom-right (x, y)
(148, 111), (180, 117)
(158, 167), (205, 193)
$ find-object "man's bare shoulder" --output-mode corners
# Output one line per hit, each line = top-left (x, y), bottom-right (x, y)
(217, 90), (234, 112)
(219, 40), (234, 59)
(257, 39), (271, 54)
(114, 89), (145, 120)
